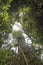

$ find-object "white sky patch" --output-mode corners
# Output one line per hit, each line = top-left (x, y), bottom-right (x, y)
(12, 21), (23, 32)
(2, 43), (8, 48)
(25, 38), (32, 44)
(8, 40), (12, 44)
(19, 12), (23, 17)
(40, 54), (43, 60)
(8, 33), (13, 39)
(8, 33), (14, 45)
(11, 46), (18, 54)
(22, 32), (32, 45)
(22, 33), (28, 38)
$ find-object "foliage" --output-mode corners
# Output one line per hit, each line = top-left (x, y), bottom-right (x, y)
(0, 0), (13, 46)
(0, 0), (43, 65)
(0, 48), (16, 65)
(10, 0), (43, 44)
(13, 31), (24, 39)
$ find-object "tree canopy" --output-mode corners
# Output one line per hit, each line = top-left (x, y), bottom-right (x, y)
(0, 0), (43, 65)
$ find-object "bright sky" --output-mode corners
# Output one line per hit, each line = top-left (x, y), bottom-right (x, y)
(11, 46), (18, 54)
(12, 21), (23, 32)
(19, 12), (23, 17)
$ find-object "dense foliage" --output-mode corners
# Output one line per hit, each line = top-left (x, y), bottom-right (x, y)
(0, 0), (43, 65)
(0, 0), (13, 46)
